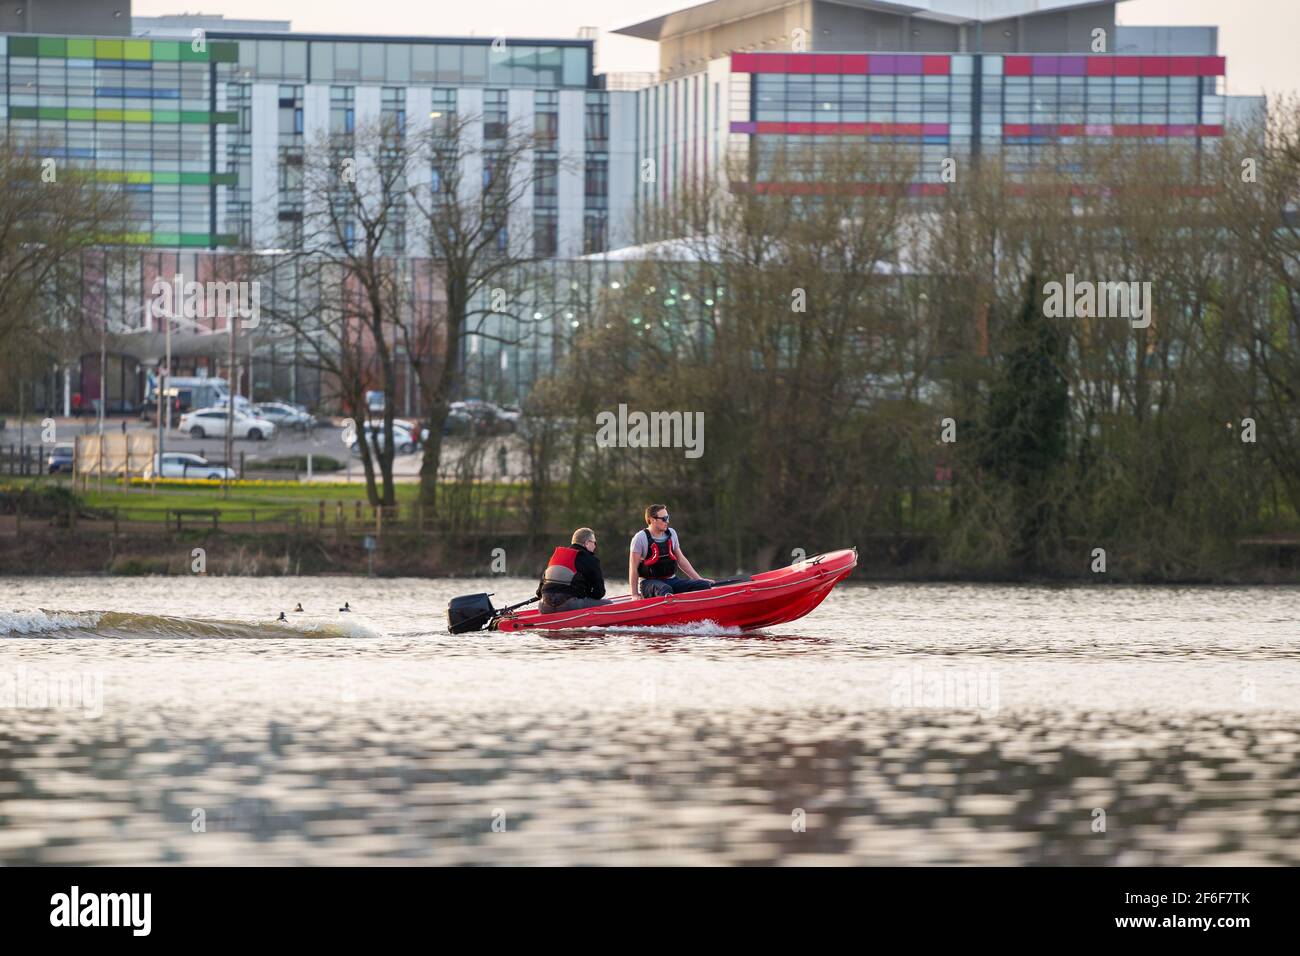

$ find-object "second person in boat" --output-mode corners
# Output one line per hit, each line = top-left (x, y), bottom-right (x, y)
(629, 504), (714, 598)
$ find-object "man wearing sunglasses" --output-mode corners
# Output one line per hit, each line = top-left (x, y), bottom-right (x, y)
(629, 504), (714, 599)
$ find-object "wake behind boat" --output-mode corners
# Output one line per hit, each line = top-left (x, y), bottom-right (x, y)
(447, 548), (857, 633)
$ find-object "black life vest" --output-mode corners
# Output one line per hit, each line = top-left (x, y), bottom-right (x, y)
(637, 529), (678, 579)
(540, 545), (587, 598)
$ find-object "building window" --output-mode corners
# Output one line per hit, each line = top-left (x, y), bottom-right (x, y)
(585, 92), (608, 147)
(535, 154), (559, 205)
(430, 88), (457, 137)
(381, 86), (406, 137)
(584, 154), (608, 205)
(330, 86), (355, 137)
(534, 211), (558, 257)
(484, 90), (508, 142)
(535, 90), (558, 148)
(583, 211), (607, 255)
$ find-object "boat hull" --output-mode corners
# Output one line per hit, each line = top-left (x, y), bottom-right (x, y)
(493, 548), (857, 632)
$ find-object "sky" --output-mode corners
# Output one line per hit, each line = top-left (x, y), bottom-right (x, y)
(132, 0), (1299, 97)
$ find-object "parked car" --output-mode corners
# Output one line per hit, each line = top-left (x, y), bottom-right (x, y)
(151, 452), (236, 480)
(253, 402), (316, 430)
(452, 400), (516, 435)
(178, 407), (277, 440)
(46, 443), (74, 474)
(345, 422), (418, 455)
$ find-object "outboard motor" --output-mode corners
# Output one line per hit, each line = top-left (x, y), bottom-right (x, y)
(447, 593), (497, 634)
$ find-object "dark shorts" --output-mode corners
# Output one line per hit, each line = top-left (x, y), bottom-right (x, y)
(639, 577), (712, 598)
(539, 596), (613, 614)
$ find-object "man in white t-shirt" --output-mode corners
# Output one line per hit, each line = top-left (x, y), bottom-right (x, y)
(628, 503), (714, 599)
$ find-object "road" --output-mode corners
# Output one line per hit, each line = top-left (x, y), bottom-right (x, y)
(3, 415), (529, 482)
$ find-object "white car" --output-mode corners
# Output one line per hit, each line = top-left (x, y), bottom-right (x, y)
(179, 407), (277, 440)
(346, 422), (418, 455)
(151, 452), (237, 480)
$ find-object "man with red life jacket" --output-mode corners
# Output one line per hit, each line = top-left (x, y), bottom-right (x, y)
(536, 528), (612, 614)
(628, 503), (714, 599)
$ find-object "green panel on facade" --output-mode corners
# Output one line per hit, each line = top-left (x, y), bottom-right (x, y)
(67, 108), (95, 121)
(9, 106), (37, 119)
(153, 172), (180, 184)
(213, 173), (238, 186)
(152, 41), (181, 62)
(212, 42), (239, 63)
(214, 111), (238, 124)
(153, 110), (181, 123)
(153, 233), (181, 245)
(178, 234), (210, 247)
(124, 40), (152, 61)
(67, 39), (95, 59)
(9, 36), (38, 57)
(179, 172), (210, 185)
(37, 107), (63, 120)
(38, 37), (67, 57)
(180, 111), (210, 124)
(179, 44), (209, 62)
(95, 39), (124, 59)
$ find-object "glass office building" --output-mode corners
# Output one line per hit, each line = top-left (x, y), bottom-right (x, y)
(620, 0), (1239, 203)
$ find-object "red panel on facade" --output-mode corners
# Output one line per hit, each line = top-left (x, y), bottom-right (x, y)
(1003, 124), (1031, 136)
(1199, 56), (1226, 76)
(1140, 57), (1171, 76)
(922, 55), (950, 75)
(757, 54), (788, 73)
(1169, 56), (1198, 76)
(811, 55), (839, 74)
(842, 54), (868, 73)
(1004, 56), (1032, 76)
(1197, 124), (1224, 136)
(1114, 57), (1141, 76)
(730, 53), (757, 73)
(787, 54), (815, 74)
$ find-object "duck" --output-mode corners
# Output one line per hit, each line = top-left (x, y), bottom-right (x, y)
(276, 611), (287, 622)
(339, 602), (351, 612)
(293, 603), (304, 612)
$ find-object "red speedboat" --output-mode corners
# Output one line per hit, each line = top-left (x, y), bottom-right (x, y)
(485, 548), (857, 632)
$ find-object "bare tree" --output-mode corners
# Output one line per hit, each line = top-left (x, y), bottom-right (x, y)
(258, 117), (414, 507)
(406, 111), (559, 517)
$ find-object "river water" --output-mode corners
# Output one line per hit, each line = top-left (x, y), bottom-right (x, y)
(1, 576), (1297, 865)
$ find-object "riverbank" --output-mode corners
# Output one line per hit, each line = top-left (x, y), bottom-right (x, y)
(3, 477), (1296, 582)
(2, 523), (1297, 583)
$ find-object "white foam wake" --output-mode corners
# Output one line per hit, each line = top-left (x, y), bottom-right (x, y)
(0, 609), (102, 636)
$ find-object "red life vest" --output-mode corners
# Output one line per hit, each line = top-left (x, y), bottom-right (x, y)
(637, 529), (678, 579)
(540, 545), (584, 598)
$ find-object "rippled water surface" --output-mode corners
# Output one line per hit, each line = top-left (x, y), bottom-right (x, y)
(2, 576), (1297, 865)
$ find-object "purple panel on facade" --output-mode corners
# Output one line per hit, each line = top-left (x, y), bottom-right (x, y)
(922, 123), (948, 135)
(871, 54), (897, 74)
(896, 55), (923, 75)
(1058, 57), (1086, 76)
(1032, 56), (1059, 75)
(730, 121), (758, 134)
(1167, 124), (1197, 136)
